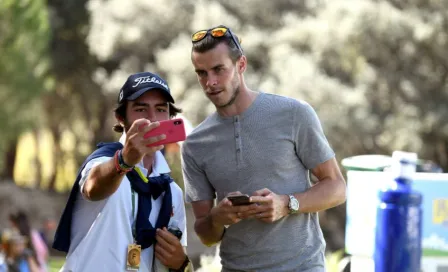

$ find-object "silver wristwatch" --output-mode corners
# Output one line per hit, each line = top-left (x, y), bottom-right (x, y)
(288, 194), (300, 214)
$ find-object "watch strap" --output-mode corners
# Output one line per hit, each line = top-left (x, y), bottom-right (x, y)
(113, 150), (133, 175)
(118, 149), (133, 169)
(169, 256), (190, 272)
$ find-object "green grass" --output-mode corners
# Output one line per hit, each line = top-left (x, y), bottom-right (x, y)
(423, 248), (448, 257)
(48, 256), (65, 272)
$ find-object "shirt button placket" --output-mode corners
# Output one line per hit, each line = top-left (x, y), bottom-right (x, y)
(234, 116), (242, 166)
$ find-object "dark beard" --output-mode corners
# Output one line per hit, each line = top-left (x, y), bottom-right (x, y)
(217, 85), (240, 108)
(217, 71), (241, 108)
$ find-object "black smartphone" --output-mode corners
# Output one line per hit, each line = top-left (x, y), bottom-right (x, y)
(168, 227), (182, 240)
(227, 194), (251, 206)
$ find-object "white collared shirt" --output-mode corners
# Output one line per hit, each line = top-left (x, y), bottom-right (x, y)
(61, 133), (187, 272)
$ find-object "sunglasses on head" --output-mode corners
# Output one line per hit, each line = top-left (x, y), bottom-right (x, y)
(191, 26), (243, 53)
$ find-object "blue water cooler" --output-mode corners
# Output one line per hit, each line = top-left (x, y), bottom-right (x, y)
(374, 151), (423, 272)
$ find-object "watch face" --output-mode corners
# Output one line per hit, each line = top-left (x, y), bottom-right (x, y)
(290, 198), (299, 211)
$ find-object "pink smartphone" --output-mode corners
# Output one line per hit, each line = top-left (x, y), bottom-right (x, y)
(143, 118), (186, 147)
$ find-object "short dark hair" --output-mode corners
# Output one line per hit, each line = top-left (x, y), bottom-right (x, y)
(112, 102), (182, 133)
(192, 34), (243, 63)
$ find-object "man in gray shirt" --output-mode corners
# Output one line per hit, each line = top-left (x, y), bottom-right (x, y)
(182, 25), (347, 272)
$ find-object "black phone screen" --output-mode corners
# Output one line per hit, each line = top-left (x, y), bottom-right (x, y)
(228, 195), (251, 206)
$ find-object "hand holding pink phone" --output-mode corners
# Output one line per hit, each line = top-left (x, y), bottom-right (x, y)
(143, 118), (186, 147)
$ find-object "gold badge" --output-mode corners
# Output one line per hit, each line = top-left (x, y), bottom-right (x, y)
(127, 244), (141, 271)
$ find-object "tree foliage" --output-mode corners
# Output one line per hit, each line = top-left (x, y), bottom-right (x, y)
(0, 0), (50, 178)
(85, 0), (448, 171)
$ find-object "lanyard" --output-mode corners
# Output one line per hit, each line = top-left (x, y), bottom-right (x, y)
(131, 188), (136, 242)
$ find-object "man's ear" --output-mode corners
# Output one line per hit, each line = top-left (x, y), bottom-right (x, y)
(238, 55), (247, 74)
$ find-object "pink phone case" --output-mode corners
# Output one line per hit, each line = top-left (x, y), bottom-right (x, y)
(143, 118), (186, 147)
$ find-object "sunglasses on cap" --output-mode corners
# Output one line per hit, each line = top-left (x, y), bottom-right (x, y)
(191, 26), (243, 54)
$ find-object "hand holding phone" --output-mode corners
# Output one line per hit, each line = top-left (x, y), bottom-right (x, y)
(143, 118), (186, 147)
(227, 194), (251, 206)
(167, 219), (182, 240)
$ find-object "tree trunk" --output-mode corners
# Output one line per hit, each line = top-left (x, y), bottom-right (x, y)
(47, 126), (61, 192)
(93, 98), (113, 144)
(1, 138), (18, 181)
(436, 139), (448, 172)
(33, 128), (42, 188)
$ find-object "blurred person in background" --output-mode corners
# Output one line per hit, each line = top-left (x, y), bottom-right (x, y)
(36, 218), (56, 249)
(1, 230), (40, 272)
(0, 230), (7, 272)
(182, 25), (346, 271)
(53, 72), (191, 271)
(9, 212), (48, 272)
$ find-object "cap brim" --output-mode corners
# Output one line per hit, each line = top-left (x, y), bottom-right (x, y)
(126, 87), (175, 103)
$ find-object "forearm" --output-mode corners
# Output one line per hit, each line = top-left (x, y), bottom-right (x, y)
(194, 211), (226, 247)
(83, 158), (125, 201)
(295, 177), (346, 213)
(27, 257), (40, 272)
